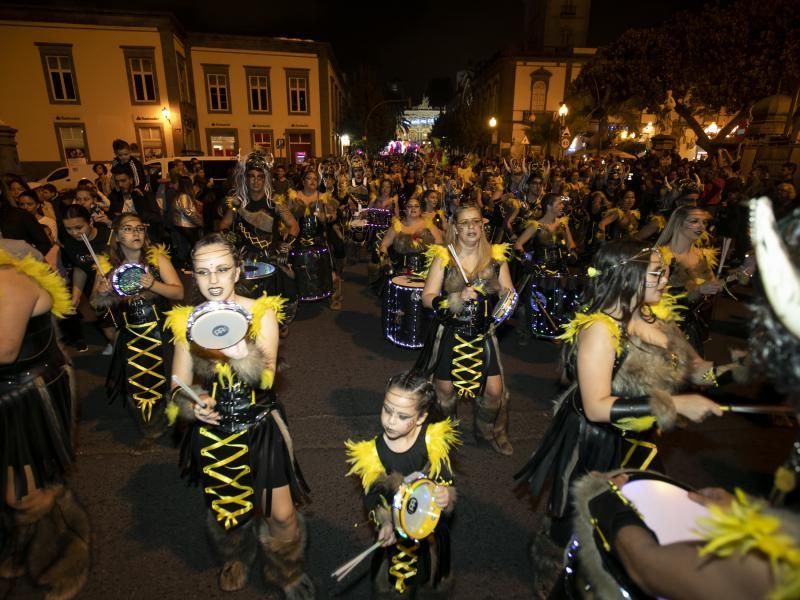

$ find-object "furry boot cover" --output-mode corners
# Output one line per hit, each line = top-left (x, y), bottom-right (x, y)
(14, 487), (91, 600)
(330, 277), (343, 311)
(528, 516), (564, 600)
(206, 511), (257, 592)
(257, 513), (315, 600)
(475, 393), (513, 456)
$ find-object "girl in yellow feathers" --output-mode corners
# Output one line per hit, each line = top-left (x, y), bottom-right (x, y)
(345, 370), (460, 597)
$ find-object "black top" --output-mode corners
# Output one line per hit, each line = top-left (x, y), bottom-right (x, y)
(60, 224), (110, 291)
(0, 206), (53, 256)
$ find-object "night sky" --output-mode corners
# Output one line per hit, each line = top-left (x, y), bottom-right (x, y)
(15, 0), (709, 97)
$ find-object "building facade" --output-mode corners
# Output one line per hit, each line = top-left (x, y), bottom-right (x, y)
(0, 6), (347, 178)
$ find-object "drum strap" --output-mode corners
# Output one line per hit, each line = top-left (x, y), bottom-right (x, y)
(199, 426), (255, 530)
(452, 333), (485, 400)
(123, 310), (165, 423)
(389, 542), (419, 593)
(620, 438), (658, 470)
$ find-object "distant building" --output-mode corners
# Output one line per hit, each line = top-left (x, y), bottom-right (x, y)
(0, 6), (347, 178)
(397, 97), (440, 145)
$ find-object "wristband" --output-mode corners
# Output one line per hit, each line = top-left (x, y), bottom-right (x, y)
(432, 294), (450, 319)
(609, 396), (655, 431)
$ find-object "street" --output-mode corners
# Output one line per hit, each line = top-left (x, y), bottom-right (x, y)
(2, 266), (794, 600)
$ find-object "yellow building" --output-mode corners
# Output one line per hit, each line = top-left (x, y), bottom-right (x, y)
(0, 6), (346, 179)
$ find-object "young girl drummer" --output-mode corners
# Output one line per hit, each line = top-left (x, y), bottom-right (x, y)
(345, 370), (460, 597)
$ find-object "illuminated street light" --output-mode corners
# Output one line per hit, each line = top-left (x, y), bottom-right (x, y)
(558, 103), (569, 119)
(620, 130), (629, 140)
(341, 134), (351, 146)
(704, 121), (720, 136)
(161, 106), (172, 124)
(488, 116), (497, 128)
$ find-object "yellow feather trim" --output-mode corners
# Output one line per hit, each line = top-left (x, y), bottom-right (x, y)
(603, 207), (623, 220)
(273, 193), (286, 206)
(165, 401), (179, 426)
(695, 489), (800, 600)
(649, 290), (687, 323)
(392, 217), (403, 233)
(557, 216), (570, 228)
(423, 244), (451, 275)
(649, 215), (666, 232)
(95, 254), (113, 276)
(287, 189), (297, 201)
(164, 305), (194, 346)
(701, 247), (719, 270)
(556, 312), (623, 357)
(695, 231), (712, 247)
(423, 214), (436, 230)
(614, 415), (657, 432)
(249, 294), (287, 339)
(425, 418), (461, 481)
(630, 209), (641, 220)
(260, 368), (274, 390)
(491, 243), (511, 263)
(0, 249), (74, 318)
(215, 362), (234, 388)
(145, 243), (170, 268)
(657, 245), (673, 266)
(345, 438), (385, 492)
(525, 218), (541, 231)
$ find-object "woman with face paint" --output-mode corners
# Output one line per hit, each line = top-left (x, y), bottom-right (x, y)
(597, 190), (641, 241)
(92, 213), (183, 439)
(379, 197), (443, 275)
(164, 234), (312, 598)
(656, 205), (722, 353)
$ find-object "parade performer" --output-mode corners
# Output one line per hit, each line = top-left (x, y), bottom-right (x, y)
(379, 198), (443, 276)
(219, 151), (300, 335)
(165, 234), (312, 597)
(421, 188), (447, 233)
(0, 241), (89, 600)
(345, 370), (459, 597)
(656, 205), (722, 353)
(93, 213), (183, 439)
(597, 191), (641, 241)
(417, 204), (515, 456)
(514, 241), (737, 577)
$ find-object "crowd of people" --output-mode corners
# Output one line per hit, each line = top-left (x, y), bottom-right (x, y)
(1, 138), (799, 599)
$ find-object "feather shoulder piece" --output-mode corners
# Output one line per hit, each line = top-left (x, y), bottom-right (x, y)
(94, 254), (113, 276)
(425, 418), (461, 481)
(272, 193), (286, 206)
(649, 290), (687, 322)
(649, 214), (667, 232)
(525, 218), (541, 231)
(556, 312), (623, 357)
(345, 438), (386, 492)
(249, 294), (287, 339)
(0, 249), (74, 318)
(164, 305), (194, 347)
(392, 217), (403, 233)
(491, 243), (512, 263)
(603, 207), (623, 220)
(558, 216), (570, 228)
(423, 214), (437, 230)
(146, 243), (170, 268)
(700, 246), (719, 270)
(630, 209), (641, 220)
(657, 245), (673, 267)
(286, 189), (298, 202)
(424, 244), (451, 274)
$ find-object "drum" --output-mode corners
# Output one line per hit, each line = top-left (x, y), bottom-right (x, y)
(527, 272), (583, 339)
(365, 207), (392, 230)
(187, 301), (251, 350)
(347, 216), (369, 244)
(382, 275), (432, 348)
(111, 263), (147, 296)
(290, 245), (333, 301)
(492, 288), (519, 326)
(561, 472), (710, 599)
(392, 472), (441, 543)
(239, 260), (277, 300)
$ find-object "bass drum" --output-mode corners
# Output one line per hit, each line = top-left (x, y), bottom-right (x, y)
(527, 272), (583, 339)
(382, 275), (432, 349)
(290, 245), (333, 301)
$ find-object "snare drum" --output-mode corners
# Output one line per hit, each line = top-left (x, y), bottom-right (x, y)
(239, 261), (276, 300)
(346, 216), (369, 244)
(382, 275), (432, 348)
(492, 288), (519, 326)
(187, 301), (251, 350)
(527, 272), (583, 339)
(392, 472), (441, 543)
(290, 245), (333, 301)
(366, 207), (392, 230)
(112, 263), (147, 296)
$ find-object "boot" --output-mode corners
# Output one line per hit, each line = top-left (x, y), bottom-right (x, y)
(330, 277), (343, 311)
(475, 393), (513, 456)
(438, 392), (457, 418)
(206, 511), (257, 592)
(24, 487), (90, 600)
(257, 514), (315, 600)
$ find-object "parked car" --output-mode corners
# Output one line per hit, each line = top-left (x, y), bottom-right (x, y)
(144, 156), (238, 197)
(31, 163), (105, 191)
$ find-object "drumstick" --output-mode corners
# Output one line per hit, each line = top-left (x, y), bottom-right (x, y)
(721, 404), (795, 416)
(446, 244), (470, 286)
(331, 541), (382, 581)
(80, 233), (105, 274)
(171, 375), (207, 409)
(717, 238), (732, 278)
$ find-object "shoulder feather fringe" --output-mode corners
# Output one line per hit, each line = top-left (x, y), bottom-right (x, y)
(648, 290), (687, 322)
(425, 418), (461, 481)
(558, 216), (570, 228)
(95, 254), (113, 276)
(0, 249), (74, 318)
(700, 246), (719, 270)
(344, 438), (386, 492)
(657, 245), (673, 267)
(392, 217), (403, 233)
(164, 305), (194, 346)
(491, 243), (511, 263)
(649, 214), (666, 232)
(423, 244), (451, 274)
(525, 218), (541, 231)
(287, 189), (297, 202)
(146, 243), (170, 267)
(249, 294), (286, 339)
(557, 312), (623, 356)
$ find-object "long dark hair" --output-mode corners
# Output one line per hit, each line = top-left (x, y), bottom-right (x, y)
(385, 369), (444, 423)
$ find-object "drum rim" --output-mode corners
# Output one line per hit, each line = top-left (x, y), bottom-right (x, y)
(111, 262), (147, 296)
(242, 261), (276, 280)
(390, 275), (426, 288)
(392, 476), (441, 541)
(186, 304), (251, 349)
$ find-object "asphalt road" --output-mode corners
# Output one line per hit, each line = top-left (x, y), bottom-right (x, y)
(2, 266), (795, 600)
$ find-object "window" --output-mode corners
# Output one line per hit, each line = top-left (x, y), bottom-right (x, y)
(251, 129), (273, 154)
(54, 123), (89, 163)
(135, 125), (165, 160)
(202, 65), (231, 113)
(206, 128), (238, 157)
(36, 43), (80, 104)
(532, 81), (547, 112)
(285, 69), (310, 114)
(246, 67), (271, 113)
(176, 53), (190, 104)
(287, 132), (313, 164)
(122, 47), (159, 104)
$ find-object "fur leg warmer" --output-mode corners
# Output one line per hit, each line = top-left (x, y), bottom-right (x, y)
(475, 392), (513, 456)
(206, 511), (257, 592)
(258, 513), (315, 600)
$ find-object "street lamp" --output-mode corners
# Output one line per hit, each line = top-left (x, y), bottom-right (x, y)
(558, 103), (569, 125)
(487, 116), (498, 157)
(557, 103), (569, 158)
(161, 106), (172, 125)
(488, 116), (497, 128)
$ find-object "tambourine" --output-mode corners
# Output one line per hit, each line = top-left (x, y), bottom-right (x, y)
(492, 288), (519, 325)
(392, 472), (441, 542)
(242, 261), (276, 280)
(187, 301), (251, 350)
(111, 263), (147, 296)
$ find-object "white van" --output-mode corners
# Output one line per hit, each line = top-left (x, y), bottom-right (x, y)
(31, 163), (105, 191)
(144, 156), (239, 195)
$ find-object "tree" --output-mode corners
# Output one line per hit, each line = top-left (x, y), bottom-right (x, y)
(569, 0), (800, 154)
